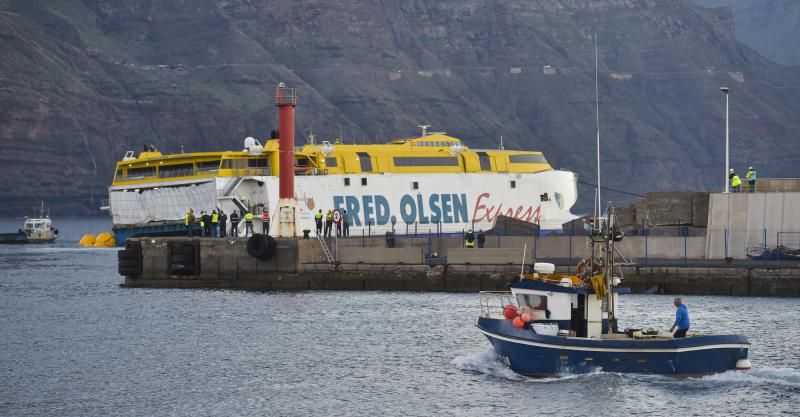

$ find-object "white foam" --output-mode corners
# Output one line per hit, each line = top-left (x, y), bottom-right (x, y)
(698, 367), (800, 388)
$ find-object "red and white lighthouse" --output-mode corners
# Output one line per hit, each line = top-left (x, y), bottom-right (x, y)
(275, 82), (299, 237)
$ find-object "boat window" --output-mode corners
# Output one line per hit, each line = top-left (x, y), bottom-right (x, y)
(159, 163), (194, 178)
(325, 157), (338, 167)
(126, 166), (156, 180)
(196, 160), (221, 173)
(516, 294), (548, 311)
(393, 157), (460, 167)
(509, 154), (547, 164)
(540, 193), (549, 202)
(357, 152), (373, 172)
(344, 178), (350, 186)
(115, 169), (124, 180)
(412, 181), (419, 190)
(510, 180), (516, 189)
(248, 158), (268, 168)
(477, 152), (492, 171)
(361, 178), (367, 186)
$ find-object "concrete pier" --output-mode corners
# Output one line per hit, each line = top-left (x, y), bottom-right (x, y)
(119, 236), (800, 296)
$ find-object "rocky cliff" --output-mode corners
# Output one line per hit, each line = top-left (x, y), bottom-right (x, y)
(695, 0), (800, 66)
(1, 0), (799, 216)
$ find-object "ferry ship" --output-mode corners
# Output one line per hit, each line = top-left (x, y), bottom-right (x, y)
(107, 84), (577, 243)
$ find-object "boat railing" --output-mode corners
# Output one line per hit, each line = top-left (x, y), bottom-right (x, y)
(479, 291), (514, 318)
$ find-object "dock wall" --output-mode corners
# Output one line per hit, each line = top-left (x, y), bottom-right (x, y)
(123, 237), (800, 296)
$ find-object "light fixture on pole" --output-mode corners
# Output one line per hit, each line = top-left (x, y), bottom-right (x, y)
(719, 86), (730, 193)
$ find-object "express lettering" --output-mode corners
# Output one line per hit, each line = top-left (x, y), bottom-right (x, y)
(472, 192), (541, 225)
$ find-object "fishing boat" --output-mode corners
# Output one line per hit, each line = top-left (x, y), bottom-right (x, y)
(0, 202), (59, 244)
(476, 205), (751, 377)
(105, 84), (578, 244)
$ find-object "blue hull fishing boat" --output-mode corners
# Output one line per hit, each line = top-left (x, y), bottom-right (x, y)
(477, 204), (751, 377)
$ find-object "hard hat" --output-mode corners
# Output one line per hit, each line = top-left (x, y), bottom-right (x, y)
(729, 168), (734, 173)
(748, 166), (753, 170)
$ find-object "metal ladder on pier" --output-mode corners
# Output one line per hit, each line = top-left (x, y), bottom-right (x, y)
(317, 235), (335, 263)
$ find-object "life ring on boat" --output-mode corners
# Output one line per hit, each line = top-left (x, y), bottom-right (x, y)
(576, 258), (602, 278)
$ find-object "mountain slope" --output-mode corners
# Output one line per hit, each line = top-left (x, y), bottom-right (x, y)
(695, 0), (800, 66)
(1, 0), (799, 216)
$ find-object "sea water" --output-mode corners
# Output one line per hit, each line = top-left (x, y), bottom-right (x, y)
(0, 219), (797, 416)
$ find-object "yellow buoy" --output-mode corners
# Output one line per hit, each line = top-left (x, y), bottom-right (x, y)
(94, 232), (116, 248)
(79, 234), (96, 247)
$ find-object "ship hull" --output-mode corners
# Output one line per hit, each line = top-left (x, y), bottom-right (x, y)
(477, 317), (750, 376)
(108, 170), (578, 243)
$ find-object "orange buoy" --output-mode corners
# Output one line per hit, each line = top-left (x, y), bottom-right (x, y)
(512, 316), (524, 328)
(503, 304), (518, 320)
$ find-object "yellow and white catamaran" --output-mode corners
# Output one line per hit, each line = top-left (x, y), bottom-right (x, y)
(106, 85), (577, 243)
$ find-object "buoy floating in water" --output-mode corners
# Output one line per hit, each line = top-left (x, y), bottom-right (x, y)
(79, 234), (96, 247)
(79, 232), (115, 247)
(94, 232), (115, 247)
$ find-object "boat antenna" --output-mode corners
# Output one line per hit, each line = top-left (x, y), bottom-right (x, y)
(308, 128), (316, 145)
(593, 33), (602, 230)
(499, 135), (504, 151)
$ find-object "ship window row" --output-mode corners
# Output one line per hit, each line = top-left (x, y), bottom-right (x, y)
(221, 159), (268, 169)
(415, 141), (459, 147)
(325, 157), (338, 167)
(197, 160), (221, 173)
(159, 163), (194, 178)
(393, 157), (460, 167)
(509, 154), (547, 164)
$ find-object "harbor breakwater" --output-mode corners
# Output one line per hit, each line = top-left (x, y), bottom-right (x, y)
(120, 236), (800, 296)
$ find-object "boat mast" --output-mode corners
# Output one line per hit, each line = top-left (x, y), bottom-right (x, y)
(594, 33), (602, 230)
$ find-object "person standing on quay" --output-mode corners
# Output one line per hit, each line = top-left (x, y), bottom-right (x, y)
(477, 230), (486, 248)
(229, 210), (240, 237)
(670, 297), (691, 338)
(218, 209), (227, 237)
(244, 210), (254, 237)
(211, 210), (219, 237)
(465, 229), (476, 248)
(342, 210), (350, 237)
(315, 209), (323, 236)
(202, 210), (212, 237)
(730, 169), (742, 193)
(746, 166), (757, 192)
(185, 209), (196, 237)
(324, 209), (333, 238)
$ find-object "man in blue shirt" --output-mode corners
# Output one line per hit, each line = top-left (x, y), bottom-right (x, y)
(670, 297), (691, 338)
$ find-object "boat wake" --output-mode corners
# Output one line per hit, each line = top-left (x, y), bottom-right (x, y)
(697, 367), (800, 388)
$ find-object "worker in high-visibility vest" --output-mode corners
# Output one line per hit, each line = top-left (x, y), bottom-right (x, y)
(746, 166), (757, 193)
(730, 169), (742, 193)
(314, 209), (323, 236)
(260, 210), (270, 235)
(324, 209), (333, 238)
(244, 211), (254, 236)
(211, 210), (219, 237)
(185, 209), (196, 237)
(465, 229), (476, 248)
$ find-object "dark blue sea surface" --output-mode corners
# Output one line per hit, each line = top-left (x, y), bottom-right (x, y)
(1, 219), (798, 416)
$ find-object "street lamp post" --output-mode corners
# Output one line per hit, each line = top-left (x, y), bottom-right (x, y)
(720, 86), (730, 193)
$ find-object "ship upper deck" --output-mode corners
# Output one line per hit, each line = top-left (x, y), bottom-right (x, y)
(111, 133), (554, 186)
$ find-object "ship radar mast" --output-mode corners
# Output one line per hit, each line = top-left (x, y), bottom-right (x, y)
(418, 125), (431, 137)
